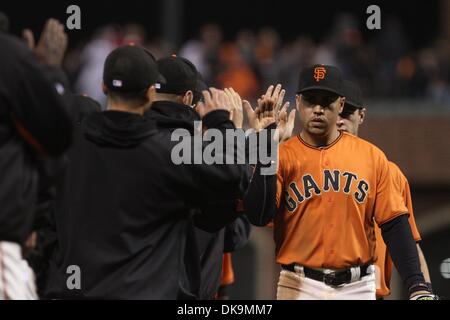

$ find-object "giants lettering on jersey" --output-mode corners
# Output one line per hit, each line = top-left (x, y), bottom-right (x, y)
(284, 169), (369, 212)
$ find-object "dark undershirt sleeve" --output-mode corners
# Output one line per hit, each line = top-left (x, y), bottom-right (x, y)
(381, 214), (425, 289)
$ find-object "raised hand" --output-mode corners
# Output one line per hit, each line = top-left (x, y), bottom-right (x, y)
(243, 84), (285, 132)
(196, 88), (231, 119)
(22, 18), (68, 67)
(224, 88), (243, 129)
(277, 103), (296, 142)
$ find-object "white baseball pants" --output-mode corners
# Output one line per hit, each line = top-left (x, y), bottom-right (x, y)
(277, 267), (376, 300)
(0, 241), (38, 300)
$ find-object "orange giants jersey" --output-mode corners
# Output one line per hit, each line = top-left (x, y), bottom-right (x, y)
(375, 162), (421, 298)
(274, 132), (408, 269)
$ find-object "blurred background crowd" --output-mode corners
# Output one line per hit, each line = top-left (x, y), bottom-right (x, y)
(66, 14), (450, 107)
(1, 0), (449, 299)
(4, 1), (450, 108)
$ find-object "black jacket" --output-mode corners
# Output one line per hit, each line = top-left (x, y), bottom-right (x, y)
(27, 95), (101, 296)
(147, 101), (252, 300)
(0, 33), (72, 244)
(195, 215), (251, 299)
(44, 102), (251, 299)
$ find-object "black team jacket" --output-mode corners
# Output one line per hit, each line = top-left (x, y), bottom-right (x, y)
(43, 100), (251, 299)
(147, 101), (252, 300)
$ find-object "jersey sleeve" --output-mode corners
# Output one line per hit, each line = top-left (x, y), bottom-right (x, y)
(403, 178), (422, 241)
(373, 153), (409, 226)
(389, 162), (422, 241)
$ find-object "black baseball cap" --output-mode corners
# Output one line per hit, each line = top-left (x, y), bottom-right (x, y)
(156, 55), (199, 95)
(297, 64), (344, 96)
(103, 45), (165, 93)
(343, 80), (364, 109)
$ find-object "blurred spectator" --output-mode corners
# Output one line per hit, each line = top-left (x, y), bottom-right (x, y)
(235, 29), (257, 66)
(372, 16), (411, 97)
(392, 55), (428, 97)
(180, 24), (223, 85)
(122, 24), (146, 46)
(216, 43), (260, 101)
(75, 26), (120, 107)
(279, 36), (315, 102)
(255, 27), (281, 90)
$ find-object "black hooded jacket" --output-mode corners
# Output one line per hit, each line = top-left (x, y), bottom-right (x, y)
(44, 102), (251, 299)
(147, 101), (252, 299)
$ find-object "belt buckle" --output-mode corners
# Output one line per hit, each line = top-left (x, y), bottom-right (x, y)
(323, 270), (347, 287)
(323, 271), (338, 287)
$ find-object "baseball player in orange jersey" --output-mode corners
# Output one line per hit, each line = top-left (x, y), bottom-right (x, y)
(337, 80), (432, 299)
(244, 64), (436, 300)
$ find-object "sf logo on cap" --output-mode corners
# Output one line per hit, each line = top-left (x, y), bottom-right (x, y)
(314, 67), (326, 82)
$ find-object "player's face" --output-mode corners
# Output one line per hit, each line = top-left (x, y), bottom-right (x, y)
(296, 90), (344, 137)
(337, 106), (365, 136)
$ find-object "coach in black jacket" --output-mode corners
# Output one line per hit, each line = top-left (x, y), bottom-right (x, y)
(44, 46), (250, 299)
(147, 56), (252, 299)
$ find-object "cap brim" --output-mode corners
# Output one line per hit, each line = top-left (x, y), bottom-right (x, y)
(345, 100), (364, 109)
(156, 73), (166, 85)
(297, 86), (343, 96)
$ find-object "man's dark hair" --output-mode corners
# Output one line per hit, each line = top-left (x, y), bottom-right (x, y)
(107, 87), (149, 107)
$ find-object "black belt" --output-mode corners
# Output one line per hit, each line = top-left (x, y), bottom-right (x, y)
(282, 263), (371, 287)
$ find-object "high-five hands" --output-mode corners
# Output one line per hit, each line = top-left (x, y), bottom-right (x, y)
(224, 88), (244, 129)
(243, 84), (296, 142)
(196, 88), (232, 119)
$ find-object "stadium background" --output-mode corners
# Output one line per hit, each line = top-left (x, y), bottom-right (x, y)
(2, 0), (449, 299)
